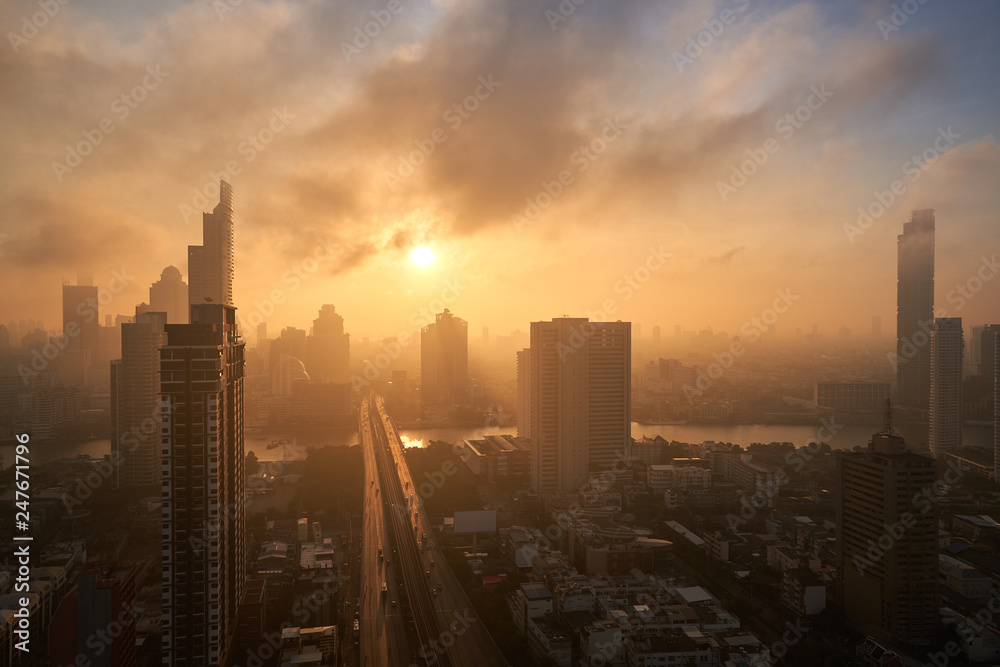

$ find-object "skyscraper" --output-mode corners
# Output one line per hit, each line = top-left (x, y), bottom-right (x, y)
(61, 277), (99, 387)
(160, 304), (246, 666)
(150, 265), (190, 324)
(188, 181), (235, 308)
(420, 309), (468, 409)
(835, 424), (938, 646)
(112, 309), (168, 487)
(896, 209), (935, 420)
(979, 325), (1000, 391)
(930, 317), (963, 459)
(516, 348), (531, 439)
(306, 305), (350, 382)
(526, 318), (630, 493)
(48, 564), (137, 667)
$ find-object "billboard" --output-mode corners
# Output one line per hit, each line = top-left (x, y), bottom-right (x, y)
(453, 509), (497, 534)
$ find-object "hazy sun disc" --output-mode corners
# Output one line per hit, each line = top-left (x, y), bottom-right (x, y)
(411, 247), (434, 266)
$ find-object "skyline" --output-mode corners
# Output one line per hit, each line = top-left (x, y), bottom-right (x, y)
(2, 0), (1000, 339)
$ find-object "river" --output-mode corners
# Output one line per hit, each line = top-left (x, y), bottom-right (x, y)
(8, 422), (990, 467)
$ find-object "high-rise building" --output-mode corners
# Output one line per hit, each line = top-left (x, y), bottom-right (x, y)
(151, 265), (190, 324)
(188, 181), (235, 308)
(516, 348), (531, 439)
(896, 209), (935, 419)
(526, 318), (630, 493)
(61, 278), (100, 387)
(994, 333), (1000, 482)
(48, 565), (137, 667)
(160, 304), (246, 666)
(652, 325), (661, 344)
(835, 424), (937, 646)
(420, 309), (468, 409)
(269, 327), (307, 377)
(979, 325), (1000, 389)
(930, 318), (963, 459)
(113, 310), (168, 487)
(306, 305), (350, 382)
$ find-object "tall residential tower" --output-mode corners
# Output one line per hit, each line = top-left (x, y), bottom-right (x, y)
(895, 209), (935, 421)
(188, 181), (235, 308)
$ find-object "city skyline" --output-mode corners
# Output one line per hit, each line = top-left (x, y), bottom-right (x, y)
(2, 2), (1000, 339)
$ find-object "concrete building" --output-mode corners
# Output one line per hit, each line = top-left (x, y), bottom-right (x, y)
(305, 305), (350, 382)
(939, 554), (992, 600)
(895, 209), (935, 420)
(61, 277), (100, 388)
(420, 309), (468, 409)
(47, 565), (137, 667)
(112, 310), (168, 487)
(526, 318), (630, 493)
(458, 434), (531, 482)
(160, 304), (246, 666)
(835, 427), (937, 646)
(930, 317), (963, 459)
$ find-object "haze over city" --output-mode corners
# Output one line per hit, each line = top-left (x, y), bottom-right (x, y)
(2, 0), (1000, 339)
(2, 1), (1000, 666)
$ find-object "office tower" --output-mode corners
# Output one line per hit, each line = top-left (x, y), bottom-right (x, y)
(161, 304), (246, 666)
(979, 325), (1000, 388)
(420, 309), (468, 409)
(61, 278), (100, 387)
(482, 326), (489, 344)
(112, 310), (168, 487)
(256, 322), (267, 346)
(995, 332), (1000, 482)
(188, 180), (235, 308)
(896, 209), (935, 419)
(872, 315), (881, 340)
(150, 265), (190, 324)
(652, 325), (660, 344)
(969, 325), (985, 373)
(305, 305), (350, 382)
(835, 424), (937, 646)
(516, 348), (531, 439)
(527, 318), (630, 493)
(930, 318), (963, 459)
(48, 565), (137, 667)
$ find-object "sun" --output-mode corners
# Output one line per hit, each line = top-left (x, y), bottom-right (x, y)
(410, 246), (435, 267)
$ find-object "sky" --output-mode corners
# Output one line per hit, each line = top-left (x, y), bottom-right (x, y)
(1, 0), (999, 341)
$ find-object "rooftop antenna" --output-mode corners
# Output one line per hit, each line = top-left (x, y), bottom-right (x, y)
(878, 398), (899, 436)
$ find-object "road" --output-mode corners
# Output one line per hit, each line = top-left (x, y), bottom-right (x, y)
(359, 398), (411, 667)
(372, 395), (509, 667)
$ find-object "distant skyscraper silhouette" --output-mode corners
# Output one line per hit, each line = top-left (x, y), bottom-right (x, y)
(61, 277), (99, 388)
(160, 304), (245, 666)
(896, 209), (935, 420)
(188, 181), (235, 308)
(112, 309), (168, 487)
(526, 318), (630, 493)
(150, 265), (189, 324)
(306, 305), (350, 382)
(420, 309), (468, 409)
(652, 325), (661, 343)
(835, 422), (938, 646)
(929, 317), (963, 459)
